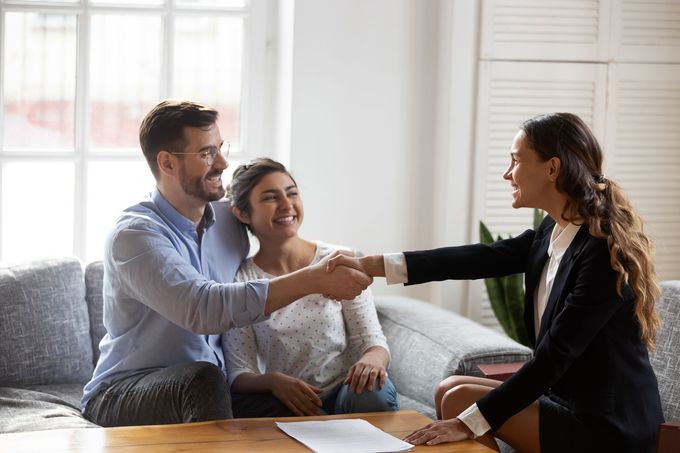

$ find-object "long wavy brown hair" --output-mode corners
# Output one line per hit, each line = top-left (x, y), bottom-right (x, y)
(521, 113), (660, 350)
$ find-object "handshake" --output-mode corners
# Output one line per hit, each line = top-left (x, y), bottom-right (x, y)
(316, 251), (386, 301)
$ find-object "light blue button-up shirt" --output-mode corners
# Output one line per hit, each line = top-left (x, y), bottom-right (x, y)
(81, 189), (269, 410)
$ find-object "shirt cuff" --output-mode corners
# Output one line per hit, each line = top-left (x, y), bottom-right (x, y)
(457, 403), (491, 438)
(231, 279), (270, 327)
(384, 253), (408, 285)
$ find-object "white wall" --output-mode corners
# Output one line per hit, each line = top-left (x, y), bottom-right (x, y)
(278, 0), (680, 320)
(287, 0), (441, 302)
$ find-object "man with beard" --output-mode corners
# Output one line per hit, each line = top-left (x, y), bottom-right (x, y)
(81, 100), (372, 427)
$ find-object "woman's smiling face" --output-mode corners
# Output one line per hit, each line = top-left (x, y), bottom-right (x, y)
(503, 130), (556, 210)
(245, 171), (303, 241)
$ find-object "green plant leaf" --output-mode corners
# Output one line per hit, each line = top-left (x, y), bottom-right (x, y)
(483, 277), (513, 335)
(480, 221), (513, 334)
(479, 211), (543, 349)
(504, 273), (532, 347)
(533, 208), (545, 230)
(479, 221), (493, 245)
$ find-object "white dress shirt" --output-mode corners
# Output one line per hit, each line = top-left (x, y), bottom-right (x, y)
(382, 222), (582, 437)
(533, 222), (582, 339)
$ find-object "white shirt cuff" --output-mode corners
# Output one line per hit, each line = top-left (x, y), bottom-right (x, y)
(457, 403), (491, 438)
(383, 253), (408, 285)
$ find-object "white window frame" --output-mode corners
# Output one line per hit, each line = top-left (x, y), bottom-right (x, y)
(0, 0), (275, 262)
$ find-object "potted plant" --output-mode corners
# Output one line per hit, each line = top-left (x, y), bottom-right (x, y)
(478, 209), (544, 348)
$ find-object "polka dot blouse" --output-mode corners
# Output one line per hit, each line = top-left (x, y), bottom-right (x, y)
(222, 241), (389, 397)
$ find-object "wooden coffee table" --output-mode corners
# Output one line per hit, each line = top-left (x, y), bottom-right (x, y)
(1, 410), (495, 452)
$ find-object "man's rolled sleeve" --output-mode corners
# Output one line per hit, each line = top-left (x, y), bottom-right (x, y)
(229, 279), (270, 327)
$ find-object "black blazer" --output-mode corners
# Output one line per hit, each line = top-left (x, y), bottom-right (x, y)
(404, 217), (663, 452)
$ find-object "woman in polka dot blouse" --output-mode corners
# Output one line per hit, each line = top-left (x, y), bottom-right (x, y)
(222, 157), (400, 417)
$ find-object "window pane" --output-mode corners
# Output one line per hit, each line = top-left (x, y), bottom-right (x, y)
(89, 15), (162, 149)
(173, 16), (243, 148)
(2, 13), (77, 150)
(1, 162), (74, 262)
(85, 161), (153, 262)
(90, 0), (164, 5)
(176, 0), (246, 7)
(10, 0), (79, 3)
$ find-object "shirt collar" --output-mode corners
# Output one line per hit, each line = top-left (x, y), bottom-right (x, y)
(151, 188), (216, 232)
(548, 222), (582, 259)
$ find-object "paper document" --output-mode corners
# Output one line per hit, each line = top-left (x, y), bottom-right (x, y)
(276, 418), (413, 453)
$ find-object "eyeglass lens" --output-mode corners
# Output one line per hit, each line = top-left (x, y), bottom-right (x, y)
(206, 143), (230, 164)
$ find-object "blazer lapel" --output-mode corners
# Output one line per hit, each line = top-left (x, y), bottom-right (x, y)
(524, 231), (551, 347)
(536, 225), (590, 343)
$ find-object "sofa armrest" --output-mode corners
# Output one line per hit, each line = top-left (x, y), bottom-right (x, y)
(375, 296), (533, 410)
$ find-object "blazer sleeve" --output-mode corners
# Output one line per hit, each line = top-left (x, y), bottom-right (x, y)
(475, 236), (631, 431)
(403, 227), (539, 285)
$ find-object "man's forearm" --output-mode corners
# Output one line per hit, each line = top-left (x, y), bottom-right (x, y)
(265, 262), (371, 315)
(265, 265), (322, 315)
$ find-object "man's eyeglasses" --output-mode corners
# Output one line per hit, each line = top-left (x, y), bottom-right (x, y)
(170, 142), (230, 166)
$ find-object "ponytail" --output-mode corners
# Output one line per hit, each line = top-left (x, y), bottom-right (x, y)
(580, 179), (660, 351)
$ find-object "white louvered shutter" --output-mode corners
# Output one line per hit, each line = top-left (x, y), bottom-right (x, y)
(480, 0), (610, 61)
(605, 63), (680, 280)
(469, 60), (607, 328)
(610, 1), (680, 63)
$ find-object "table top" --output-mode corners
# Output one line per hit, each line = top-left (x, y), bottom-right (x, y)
(0, 410), (495, 453)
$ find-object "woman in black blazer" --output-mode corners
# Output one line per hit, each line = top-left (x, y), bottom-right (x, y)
(327, 113), (664, 453)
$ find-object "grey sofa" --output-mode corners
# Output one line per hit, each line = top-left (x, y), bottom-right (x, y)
(0, 257), (533, 433)
(5, 258), (677, 443)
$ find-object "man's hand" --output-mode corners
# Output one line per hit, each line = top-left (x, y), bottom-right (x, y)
(267, 372), (323, 416)
(403, 418), (473, 445)
(265, 251), (373, 314)
(344, 347), (389, 394)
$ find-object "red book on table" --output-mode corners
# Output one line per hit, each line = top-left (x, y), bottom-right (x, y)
(477, 362), (526, 382)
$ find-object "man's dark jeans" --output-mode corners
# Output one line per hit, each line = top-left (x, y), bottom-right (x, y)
(84, 362), (231, 427)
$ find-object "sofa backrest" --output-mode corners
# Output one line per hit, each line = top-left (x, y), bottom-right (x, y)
(651, 280), (680, 422)
(0, 258), (94, 386)
(375, 295), (533, 409)
(84, 262), (106, 365)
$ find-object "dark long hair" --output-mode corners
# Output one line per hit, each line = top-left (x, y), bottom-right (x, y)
(522, 113), (660, 350)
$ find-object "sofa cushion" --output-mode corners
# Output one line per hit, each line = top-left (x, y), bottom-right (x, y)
(651, 281), (680, 422)
(0, 258), (94, 386)
(84, 261), (106, 365)
(0, 386), (97, 433)
(375, 296), (533, 410)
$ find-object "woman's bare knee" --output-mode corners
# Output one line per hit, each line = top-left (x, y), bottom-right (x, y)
(440, 384), (493, 420)
(436, 375), (499, 400)
(435, 376), (466, 409)
(435, 376), (502, 419)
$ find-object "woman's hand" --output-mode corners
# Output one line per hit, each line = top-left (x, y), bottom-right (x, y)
(267, 372), (323, 416)
(344, 347), (389, 394)
(403, 418), (474, 446)
(326, 254), (386, 277)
